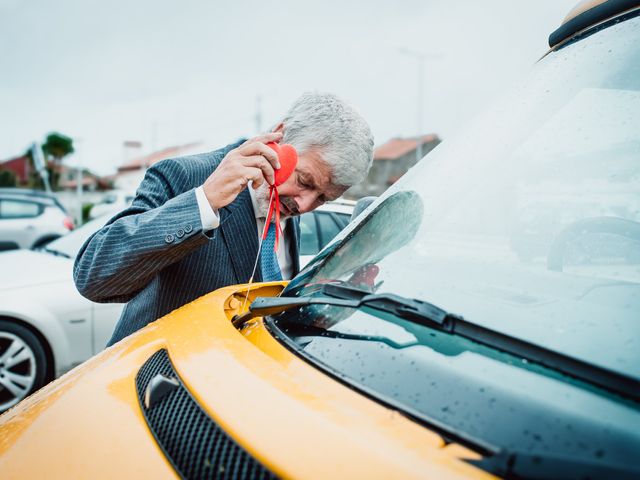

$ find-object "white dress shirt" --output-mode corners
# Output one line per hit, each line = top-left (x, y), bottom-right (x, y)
(195, 185), (293, 280)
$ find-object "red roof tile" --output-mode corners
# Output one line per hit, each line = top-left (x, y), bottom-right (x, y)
(118, 142), (201, 172)
(374, 134), (439, 161)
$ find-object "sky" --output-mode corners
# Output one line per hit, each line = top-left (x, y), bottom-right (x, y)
(0, 0), (578, 175)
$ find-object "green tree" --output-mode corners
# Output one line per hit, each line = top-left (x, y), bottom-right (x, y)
(42, 132), (74, 163)
(26, 132), (75, 191)
(0, 169), (18, 187)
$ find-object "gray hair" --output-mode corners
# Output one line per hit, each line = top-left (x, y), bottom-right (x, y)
(278, 92), (374, 187)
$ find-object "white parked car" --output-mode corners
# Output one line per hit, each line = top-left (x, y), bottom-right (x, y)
(0, 215), (124, 412)
(0, 188), (74, 251)
(88, 190), (134, 220)
(0, 200), (355, 412)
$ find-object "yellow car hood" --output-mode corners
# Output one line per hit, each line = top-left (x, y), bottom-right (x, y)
(0, 282), (492, 479)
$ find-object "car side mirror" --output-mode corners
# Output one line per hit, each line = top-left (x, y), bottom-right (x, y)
(350, 196), (377, 222)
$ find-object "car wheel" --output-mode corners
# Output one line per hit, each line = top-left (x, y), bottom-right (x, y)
(0, 320), (48, 412)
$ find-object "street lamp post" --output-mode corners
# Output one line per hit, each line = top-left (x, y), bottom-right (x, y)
(416, 54), (424, 163)
(397, 47), (440, 165)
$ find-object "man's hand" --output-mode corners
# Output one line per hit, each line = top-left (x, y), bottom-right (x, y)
(202, 132), (283, 211)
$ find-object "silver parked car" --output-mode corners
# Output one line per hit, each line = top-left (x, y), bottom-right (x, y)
(88, 189), (134, 220)
(0, 189), (74, 251)
(0, 215), (123, 412)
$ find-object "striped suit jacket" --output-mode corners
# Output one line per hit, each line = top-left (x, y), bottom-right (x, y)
(73, 140), (301, 346)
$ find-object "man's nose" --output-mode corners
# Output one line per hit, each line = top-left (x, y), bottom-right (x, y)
(296, 192), (320, 214)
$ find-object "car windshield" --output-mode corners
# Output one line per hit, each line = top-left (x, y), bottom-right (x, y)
(45, 215), (110, 258)
(273, 14), (640, 473)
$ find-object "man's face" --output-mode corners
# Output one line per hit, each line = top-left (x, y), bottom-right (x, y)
(275, 148), (348, 217)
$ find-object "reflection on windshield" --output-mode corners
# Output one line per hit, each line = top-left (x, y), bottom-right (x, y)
(288, 191), (423, 329)
(292, 191), (423, 289)
(284, 16), (640, 382)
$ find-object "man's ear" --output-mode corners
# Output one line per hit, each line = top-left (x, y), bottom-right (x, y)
(273, 122), (285, 135)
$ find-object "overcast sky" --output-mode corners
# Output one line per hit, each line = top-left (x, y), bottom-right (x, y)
(0, 0), (578, 175)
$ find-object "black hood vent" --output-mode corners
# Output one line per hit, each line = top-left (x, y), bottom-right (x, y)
(136, 349), (276, 480)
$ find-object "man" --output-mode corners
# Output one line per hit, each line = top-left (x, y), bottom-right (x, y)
(74, 92), (374, 346)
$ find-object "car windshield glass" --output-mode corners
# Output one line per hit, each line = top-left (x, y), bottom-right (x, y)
(284, 16), (640, 382)
(272, 17), (640, 472)
(46, 215), (110, 258)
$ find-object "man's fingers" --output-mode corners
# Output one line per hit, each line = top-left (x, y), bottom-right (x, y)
(240, 155), (275, 185)
(240, 132), (282, 150)
(250, 131), (283, 145)
(240, 166), (265, 190)
(239, 142), (281, 169)
(232, 166), (264, 191)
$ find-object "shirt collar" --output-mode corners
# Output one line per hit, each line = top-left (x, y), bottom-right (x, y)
(248, 184), (288, 228)
(248, 185), (261, 220)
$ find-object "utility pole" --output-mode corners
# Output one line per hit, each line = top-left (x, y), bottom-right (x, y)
(151, 121), (159, 153)
(255, 95), (263, 134)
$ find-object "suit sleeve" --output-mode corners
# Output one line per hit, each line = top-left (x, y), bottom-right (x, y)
(73, 159), (211, 303)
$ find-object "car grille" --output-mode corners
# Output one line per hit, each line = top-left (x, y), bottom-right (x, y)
(136, 349), (276, 480)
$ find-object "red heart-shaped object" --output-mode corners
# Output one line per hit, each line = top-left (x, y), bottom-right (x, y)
(267, 142), (298, 186)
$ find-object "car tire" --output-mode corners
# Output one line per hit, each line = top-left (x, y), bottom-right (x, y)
(0, 320), (49, 412)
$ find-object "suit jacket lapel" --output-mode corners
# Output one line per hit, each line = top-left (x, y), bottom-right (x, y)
(219, 188), (261, 283)
(219, 189), (301, 282)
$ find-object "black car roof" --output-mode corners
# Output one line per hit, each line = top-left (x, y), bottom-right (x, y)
(549, 0), (640, 49)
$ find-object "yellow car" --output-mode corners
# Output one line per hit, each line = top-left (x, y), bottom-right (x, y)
(1, 1), (639, 478)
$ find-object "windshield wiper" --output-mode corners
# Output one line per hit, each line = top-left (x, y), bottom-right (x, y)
(233, 283), (455, 330)
(234, 283), (640, 402)
(471, 448), (640, 480)
(276, 321), (418, 350)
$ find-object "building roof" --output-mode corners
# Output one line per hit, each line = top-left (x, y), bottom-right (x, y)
(374, 134), (440, 161)
(118, 142), (201, 172)
(0, 155), (31, 182)
(59, 177), (96, 188)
